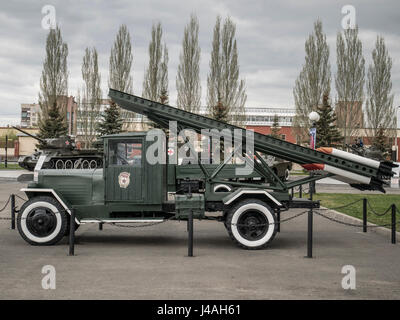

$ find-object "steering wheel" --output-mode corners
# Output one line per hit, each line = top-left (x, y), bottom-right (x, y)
(117, 153), (129, 165)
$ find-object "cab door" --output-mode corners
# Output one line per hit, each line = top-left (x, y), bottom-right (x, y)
(106, 138), (144, 202)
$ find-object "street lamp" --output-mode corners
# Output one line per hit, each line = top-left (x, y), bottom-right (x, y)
(308, 111), (320, 197)
(308, 111), (320, 150)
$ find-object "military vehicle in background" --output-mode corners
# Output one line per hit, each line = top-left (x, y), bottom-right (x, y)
(13, 126), (103, 171)
(346, 141), (386, 162)
(264, 155), (292, 181)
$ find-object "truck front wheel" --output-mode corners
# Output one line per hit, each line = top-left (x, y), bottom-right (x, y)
(17, 196), (68, 246)
(225, 199), (277, 249)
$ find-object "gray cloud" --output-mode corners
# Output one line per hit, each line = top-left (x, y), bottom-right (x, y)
(0, 0), (399, 126)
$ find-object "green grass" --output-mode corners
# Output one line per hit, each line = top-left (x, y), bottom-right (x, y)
(0, 163), (24, 170)
(300, 193), (399, 228)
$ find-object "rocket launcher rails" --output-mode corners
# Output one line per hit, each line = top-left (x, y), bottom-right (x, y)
(108, 88), (397, 193)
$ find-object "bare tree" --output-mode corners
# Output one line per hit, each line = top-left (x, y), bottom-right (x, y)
(206, 16), (246, 126)
(335, 26), (365, 146)
(143, 22), (169, 103)
(176, 14), (201, 113)
(293, 20), (330, 143)
(109, 24), (135, 122)
(78, 47), (102, 148)
(38, 25), (68, 120)
(160, 45), (169, 104)
(365, 36), (395, 142)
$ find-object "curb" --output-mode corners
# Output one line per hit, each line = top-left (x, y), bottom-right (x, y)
(319, 206), (400, 239)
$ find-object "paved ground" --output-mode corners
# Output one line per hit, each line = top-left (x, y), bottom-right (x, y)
(0, 181), (399, 299)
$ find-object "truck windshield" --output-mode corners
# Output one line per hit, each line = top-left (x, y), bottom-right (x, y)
(109, 140), (142, 167)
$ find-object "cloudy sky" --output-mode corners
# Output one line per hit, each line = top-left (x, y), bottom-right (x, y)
(0, 0), (399, 126)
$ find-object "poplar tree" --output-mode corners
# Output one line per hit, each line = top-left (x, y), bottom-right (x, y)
(207, 16), (246, 126)
(365, 36), (395, 143)
(38, 26), (69, 140)
(335, 27), (365, 145)
(78, 47), (102, 148)
(143, 22), (169, 103)
(109, 24), (135, 124)
(293, 20), (331, 142)
(176, 14), (201, 113)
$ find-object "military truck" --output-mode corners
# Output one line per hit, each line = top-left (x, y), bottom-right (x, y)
(16, 89), (396, 249)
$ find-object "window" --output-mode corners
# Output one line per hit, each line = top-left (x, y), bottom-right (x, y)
(109, 140), (142, 167)
(281, 134), (286, 141)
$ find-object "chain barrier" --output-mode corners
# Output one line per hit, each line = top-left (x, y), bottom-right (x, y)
(0, 194), (27, 221)
(366, 201), (393, 217)
(0, 192), (398, 230)
(0, 195), (11, 213)
(318, 198), (364, 211)
(15, 194), (28, 202)
(314, 210), (399, 228)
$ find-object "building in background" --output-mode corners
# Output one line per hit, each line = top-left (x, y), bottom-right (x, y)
(20, 96), (77, 135)
(20, 103), (40, 127)
(245, 106), (296, 142)
(75, 99), (150, 145)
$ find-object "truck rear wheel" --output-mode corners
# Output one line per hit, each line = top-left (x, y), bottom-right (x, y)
(17, 196), (68, 246)
(225, 199), (277, 250)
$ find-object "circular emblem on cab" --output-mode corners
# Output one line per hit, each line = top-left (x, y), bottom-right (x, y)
(118, 171), (131, 188)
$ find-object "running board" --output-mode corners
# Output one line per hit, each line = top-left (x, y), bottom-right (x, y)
(80, 219), (164, 224)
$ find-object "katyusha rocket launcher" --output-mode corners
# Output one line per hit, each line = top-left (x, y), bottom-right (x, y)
(109, 89), (397, 193)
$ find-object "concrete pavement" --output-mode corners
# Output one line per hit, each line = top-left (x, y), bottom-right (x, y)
(0, 181), (399, 299)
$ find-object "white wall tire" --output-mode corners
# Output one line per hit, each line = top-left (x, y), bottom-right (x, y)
(226, 199), (277, 250)
(17, 196), (68, 246)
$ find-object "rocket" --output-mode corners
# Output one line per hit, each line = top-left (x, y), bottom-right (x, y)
(302, 147), (394, 191)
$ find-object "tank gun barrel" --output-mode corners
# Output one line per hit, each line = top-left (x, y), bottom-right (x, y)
(12, 126), (46, 145)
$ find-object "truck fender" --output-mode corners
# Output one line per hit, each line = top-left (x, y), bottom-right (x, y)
(19, 188), (80, 224)
(222, 188), (282, 208)
(213, 184), (232, 192)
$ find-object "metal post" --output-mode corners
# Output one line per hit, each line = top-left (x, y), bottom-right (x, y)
(306, 208), (313, 258)
(5, 135), (7, 168)
(99, 222), (103, 230)
(299, 185), (303, 198)
(362, 198), (367, 233)
(188, 210), (193, 257)
(392, 204), (396, 244)
(10, 194), (15, 230)
(69, 209), (75, 256)
(276, 208), (280, 232)
(291, 187), (294, 198)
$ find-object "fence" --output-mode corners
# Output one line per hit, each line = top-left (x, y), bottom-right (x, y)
(0, 190), (399, 258)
